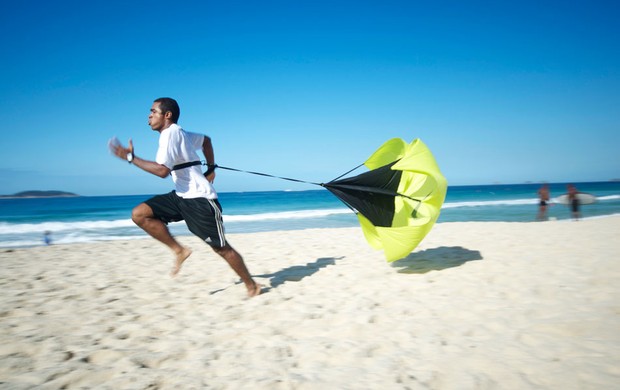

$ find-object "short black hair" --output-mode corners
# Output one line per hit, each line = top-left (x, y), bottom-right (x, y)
(154, 97), (180, 123)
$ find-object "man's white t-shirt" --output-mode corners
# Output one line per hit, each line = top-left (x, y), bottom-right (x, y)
(156, 124), (217, 199)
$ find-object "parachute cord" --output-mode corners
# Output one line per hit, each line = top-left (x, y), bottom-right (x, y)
(203, 162), (422, 203)
(330, 163), (364, 182)
(207, 163), (323, 187)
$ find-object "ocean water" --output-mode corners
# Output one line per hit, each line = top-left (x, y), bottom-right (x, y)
(1, 181), (619, 248)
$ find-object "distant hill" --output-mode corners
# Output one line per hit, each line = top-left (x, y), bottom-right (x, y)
(0, 190), (79, 198)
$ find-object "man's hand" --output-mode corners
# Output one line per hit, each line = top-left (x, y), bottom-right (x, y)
(204, 164), (217, 183)
(205, 171), (216, 183)
(108, 137), (133, 161)
(108, 137), (170, 178)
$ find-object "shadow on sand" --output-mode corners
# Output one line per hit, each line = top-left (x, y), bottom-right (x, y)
(255, 257), (341, 290)
(391, 246), (483, 274)
(210, 257), (341, 295)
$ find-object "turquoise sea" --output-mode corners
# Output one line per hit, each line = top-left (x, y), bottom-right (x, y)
(1, 181), (619, 248)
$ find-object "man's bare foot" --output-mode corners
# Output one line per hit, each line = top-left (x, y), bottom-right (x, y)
(170, 247), (192, 277)
(247, 282), (263, 298)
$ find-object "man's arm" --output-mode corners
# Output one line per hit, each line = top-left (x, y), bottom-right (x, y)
(131, 156), (171, 178)
(111, 139), (171, 178)
(202, 136), (216, 182)
(202, 136), (214, 165)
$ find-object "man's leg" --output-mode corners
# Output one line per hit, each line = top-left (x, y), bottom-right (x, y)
(213, 244), (262, 297)
(132, 202), (192, 276)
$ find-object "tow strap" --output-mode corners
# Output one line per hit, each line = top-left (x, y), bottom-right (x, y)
(172, 161), (202, 171)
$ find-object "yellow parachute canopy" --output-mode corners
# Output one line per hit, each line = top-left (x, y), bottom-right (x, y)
(323, 138), (447, 262)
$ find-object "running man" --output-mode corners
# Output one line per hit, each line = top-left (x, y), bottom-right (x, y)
(110, 97), (262, 297)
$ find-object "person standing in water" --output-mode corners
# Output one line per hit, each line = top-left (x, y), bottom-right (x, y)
(110, 97), (262, 297)
(567, 184), (581, 221)
(537, 184), (550, 221)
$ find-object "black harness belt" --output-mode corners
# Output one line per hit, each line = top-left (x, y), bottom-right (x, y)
(172, 161), (202, 171)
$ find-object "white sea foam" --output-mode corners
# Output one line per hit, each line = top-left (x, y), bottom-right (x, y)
(224, 208), (351, 222)
(0, 219), (136, 234)
(1, 195), (618, 248)
(442, 194), (618, 209)
(3, 195), (618, 236)
(0, 234), (150, 248)
(597, 195), (620, 201)
(0, 209), (352, 236)
(442, 198), (538, 208)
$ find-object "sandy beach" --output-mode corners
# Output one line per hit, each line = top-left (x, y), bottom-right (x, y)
(1, 217), (619, 389)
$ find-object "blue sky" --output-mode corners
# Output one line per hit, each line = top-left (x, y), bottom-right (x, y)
(1, 0), (618, 196)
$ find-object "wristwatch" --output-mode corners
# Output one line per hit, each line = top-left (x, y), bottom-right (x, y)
(127, 152), (134, 163)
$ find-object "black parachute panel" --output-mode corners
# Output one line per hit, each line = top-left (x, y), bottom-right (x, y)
(323, 161), (402, 227)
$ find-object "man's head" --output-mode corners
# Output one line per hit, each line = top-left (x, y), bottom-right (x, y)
(149, 97), (180, 131)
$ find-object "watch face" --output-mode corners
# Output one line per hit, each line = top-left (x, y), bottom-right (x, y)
(127, 152), (133, 162)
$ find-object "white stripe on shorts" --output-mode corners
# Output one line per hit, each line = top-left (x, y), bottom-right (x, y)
(208, 199), (226, 247)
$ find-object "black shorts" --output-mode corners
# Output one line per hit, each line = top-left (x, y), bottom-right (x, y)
(145, 191), (226, 247)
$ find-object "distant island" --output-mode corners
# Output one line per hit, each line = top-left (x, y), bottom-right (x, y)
(0, 190), (79, 198)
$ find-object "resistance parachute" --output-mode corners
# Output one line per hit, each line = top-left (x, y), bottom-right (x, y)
(207, 138), (447, 262)
(322, 138), (447, 262)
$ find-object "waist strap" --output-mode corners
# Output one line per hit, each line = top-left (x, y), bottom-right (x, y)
(172, 161), (202, 171)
